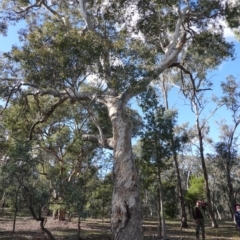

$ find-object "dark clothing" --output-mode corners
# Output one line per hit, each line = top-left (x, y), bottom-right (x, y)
(193, 206), (206, 239)
(235, 210), (240, 228)
(193, 206), (206, 220)
(195, 218), (205, 239)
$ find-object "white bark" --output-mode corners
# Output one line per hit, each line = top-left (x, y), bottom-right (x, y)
(78, 0), (94, 31)
(106, 97), (142, 240)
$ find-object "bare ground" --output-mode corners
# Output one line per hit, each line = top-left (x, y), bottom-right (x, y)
(1, 211), (240, 240)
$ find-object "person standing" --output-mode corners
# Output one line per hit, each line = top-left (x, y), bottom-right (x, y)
(193, 200), (207, 240)
(235, 204), (240, 230)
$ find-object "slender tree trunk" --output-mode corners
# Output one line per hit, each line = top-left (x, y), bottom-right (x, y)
(186, 167), (191, 190)
(173, 150), (188, 229)
(58, 209), (66, 221)
(226, 122), (239, 221)
(212, 201), (222, 220)
(157, 185), (161, 238)
(40, 218), (55, 240)
(108, 98), (142, 240)
(77, 214), (81, 240)
(102, 192), (104, 220)
(226, 169), (236, 221)
(160, 77), (188, 228)
(1, 191), (6, 212)
(12, 204), (17, 233)
(53, 209), (58, 219)
(12, 186), (20, 233)
(29, 205), (55, 240)
(158, 172), (166, 240)
(196, 119), (218, 227)
(23, 187), (56, 240)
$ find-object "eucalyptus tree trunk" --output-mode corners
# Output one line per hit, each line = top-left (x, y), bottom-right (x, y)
(196, 118), (218, 228)
(226, 122), (239, 221)
(107, 97), (142, 240)
(77, 214), (81, 239)
(211, 200), (222, 220)
(1, 191), (6, 211)
(227, 172), (236, 220)
(157, 170), (166, 240)
(157, 187), (162, 238)
(173, 150), (188, 229)
(12, 186), (20, 233)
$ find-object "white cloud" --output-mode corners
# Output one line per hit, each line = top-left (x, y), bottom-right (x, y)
(221, 21), (236, 39)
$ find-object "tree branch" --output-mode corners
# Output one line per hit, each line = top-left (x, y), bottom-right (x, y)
(77, 0), (94, 31)
(165, 6), (189, 57)
(42, 2), (66, 24)
(124, 32), (187, 98)
(82, 134), (114, 150)
(28, 97), (68, 141)
(87, 106), (106, 148)
(15, 0), (44, 14)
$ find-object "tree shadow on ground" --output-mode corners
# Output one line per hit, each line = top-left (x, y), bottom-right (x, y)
(1, 212), (240, 240)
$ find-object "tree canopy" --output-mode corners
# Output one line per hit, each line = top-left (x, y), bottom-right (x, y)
(0, 0), (239, 239)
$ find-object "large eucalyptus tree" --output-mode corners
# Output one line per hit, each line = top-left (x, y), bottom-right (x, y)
(0, 0), (235, 239)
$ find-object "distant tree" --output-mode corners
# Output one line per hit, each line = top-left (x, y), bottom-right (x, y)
(138, 86), (176, 239)
(186, 175), (206, 204)
(158, 72), (189, 228)
(210, 75), (240, 219)
(133, 140), (157, 218)
(168, 34), (234, 226)
(1, 143), (54, 239)
(208, 142), (239, 219)
(2, 95), (97, 221)
(86, 172), (113, 219)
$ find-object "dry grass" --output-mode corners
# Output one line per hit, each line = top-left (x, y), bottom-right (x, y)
(143, 219), (240, 240)
(1, 209), (240, 240)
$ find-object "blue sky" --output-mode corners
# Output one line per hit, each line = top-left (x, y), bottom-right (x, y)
(1, 22), (240, 152)
(1, 22), (24, 51)
(166, 36), (240, 151)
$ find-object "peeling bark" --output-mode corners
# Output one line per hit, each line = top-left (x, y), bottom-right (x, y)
(107, 97), (142, 240)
